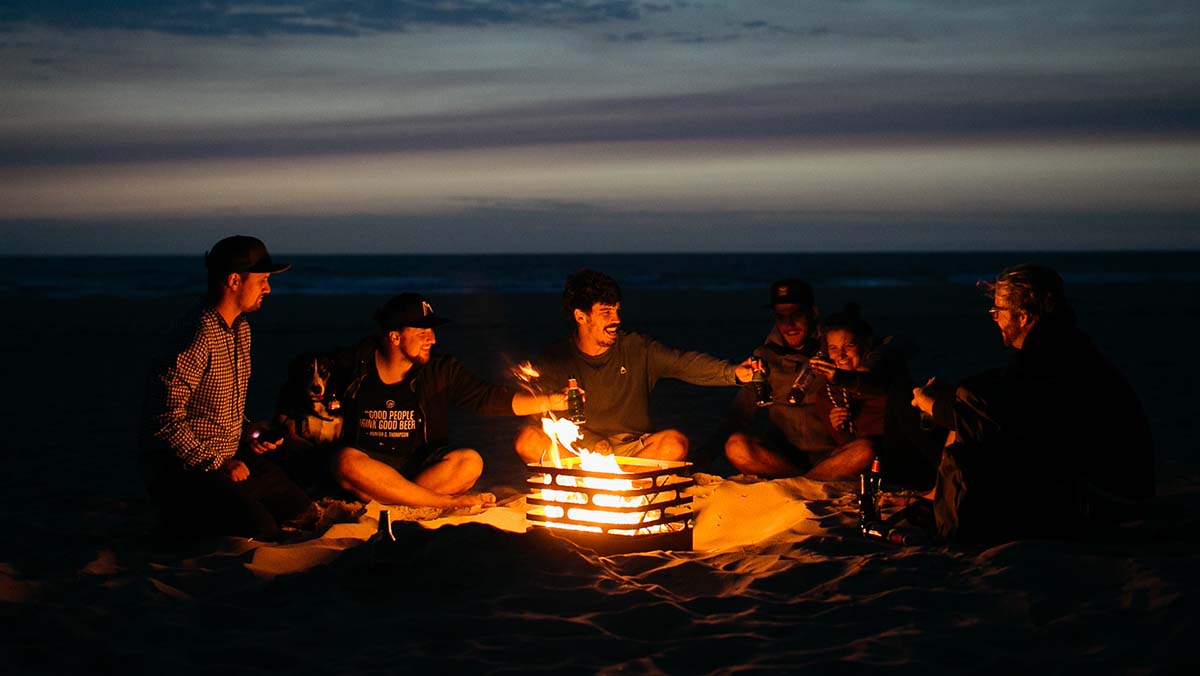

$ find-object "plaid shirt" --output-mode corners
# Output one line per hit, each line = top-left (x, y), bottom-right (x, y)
(146, 304), (251, 471)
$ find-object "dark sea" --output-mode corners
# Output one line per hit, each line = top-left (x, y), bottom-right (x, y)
(3, 250), (1196, 478)
(2, 251), (1198, 299)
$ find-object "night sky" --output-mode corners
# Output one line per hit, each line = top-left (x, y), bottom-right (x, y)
(2, 1), (1197, 254)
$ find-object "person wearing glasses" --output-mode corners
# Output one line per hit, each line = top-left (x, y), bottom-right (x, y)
(911, 264), (1154, 541)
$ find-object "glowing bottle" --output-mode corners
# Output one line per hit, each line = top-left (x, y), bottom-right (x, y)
(786, 350), (825, 406)
(750, 357), (773, 407)
(566, 377), (586, 424)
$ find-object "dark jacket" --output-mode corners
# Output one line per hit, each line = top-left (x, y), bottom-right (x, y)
(339, 337), (515, 452)
(818, 340), (941, 489)
(931, 314), (1154, 541)
(723, 328), (837, 454)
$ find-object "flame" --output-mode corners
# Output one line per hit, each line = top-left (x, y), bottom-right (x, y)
(535, 416), (661, 532)
(541, 416), (582, 467)
(512, 361), (541, 383)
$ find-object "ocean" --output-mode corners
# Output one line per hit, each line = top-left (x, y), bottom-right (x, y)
(2, 250), (1195, 483)
(2, 251), (1198, 299)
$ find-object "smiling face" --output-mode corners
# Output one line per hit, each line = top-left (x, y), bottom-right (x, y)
(575, 302), (621, 355)
(824, 328), (865, 371)
(394, 326), (437, 365)
(772, 302), (814, 350)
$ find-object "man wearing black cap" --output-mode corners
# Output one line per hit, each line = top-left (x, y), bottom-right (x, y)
(143, 235), (311, 540)
(721, 279), (847, 479)
(330, 293), (568, 508)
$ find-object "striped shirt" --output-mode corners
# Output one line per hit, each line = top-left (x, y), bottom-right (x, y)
(146, 305), (251, 471)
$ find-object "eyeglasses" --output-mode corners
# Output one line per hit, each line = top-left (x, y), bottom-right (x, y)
(988, 306), (1018, 317)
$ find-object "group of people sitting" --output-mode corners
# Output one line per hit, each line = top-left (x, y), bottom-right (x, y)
(141, 235), (1155, 544)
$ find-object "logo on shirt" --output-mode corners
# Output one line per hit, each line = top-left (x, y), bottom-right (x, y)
(386, 400), (395, 409)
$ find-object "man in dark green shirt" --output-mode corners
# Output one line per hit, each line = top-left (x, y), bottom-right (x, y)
(515, 269), (755, 463)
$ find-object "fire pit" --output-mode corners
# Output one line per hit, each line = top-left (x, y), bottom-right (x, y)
(526, 454), (695, 554)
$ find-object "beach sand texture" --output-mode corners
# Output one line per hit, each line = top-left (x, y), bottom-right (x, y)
(2, 273), (1199, 673)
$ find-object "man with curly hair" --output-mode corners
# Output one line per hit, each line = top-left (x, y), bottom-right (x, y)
(515, 269), (755, 463)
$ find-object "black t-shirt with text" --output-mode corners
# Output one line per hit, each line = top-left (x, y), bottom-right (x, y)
(349, 368), (425, 461)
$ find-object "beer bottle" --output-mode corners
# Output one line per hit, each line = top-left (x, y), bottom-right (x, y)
(858, 458), (882, 525)
(566, 377), (586, 424)
(375, 509), (395, 542)
(786, 350), (824, 405)
(750, 357), (772, 407)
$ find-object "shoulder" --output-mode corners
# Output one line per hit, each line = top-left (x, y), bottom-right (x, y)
(422, 353), (470, 383)
(167, 305), (215, 349)
(621, 331), (655, 351)
(538, 337), (579, 368)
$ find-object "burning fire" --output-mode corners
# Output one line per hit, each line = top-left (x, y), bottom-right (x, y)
(534, 417), (663, 534)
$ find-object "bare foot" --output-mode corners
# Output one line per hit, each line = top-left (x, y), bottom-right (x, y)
(450, 492), (496, 508)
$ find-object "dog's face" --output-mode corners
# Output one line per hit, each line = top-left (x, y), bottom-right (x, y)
(289, 353), (335, 402)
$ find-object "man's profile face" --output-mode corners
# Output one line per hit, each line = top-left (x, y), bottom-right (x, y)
(396, 327), (436, 364)
(577, 302), (620, 350)
(990, 285), (1028, 349)
(772, 302), (813, 349)
(235, 272), (272, 313)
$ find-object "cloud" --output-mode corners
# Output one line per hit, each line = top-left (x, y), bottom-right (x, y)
(0, 0), (649, 36)
(4, 72), (1198, 169)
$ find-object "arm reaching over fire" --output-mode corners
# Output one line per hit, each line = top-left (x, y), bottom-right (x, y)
(330, 294), (559, 509)
(515, 269), (755, 466)
(512, 390), (569, 416)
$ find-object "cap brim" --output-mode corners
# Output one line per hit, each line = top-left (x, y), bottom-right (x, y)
(247, 262), (291, 273)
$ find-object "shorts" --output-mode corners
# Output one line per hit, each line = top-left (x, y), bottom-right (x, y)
(760, 426), (833, 473)
(600, 433), (652, 457)
(359, 446), (451, 480)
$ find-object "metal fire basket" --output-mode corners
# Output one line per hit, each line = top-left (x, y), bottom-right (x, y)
(526, 455), (695, 553)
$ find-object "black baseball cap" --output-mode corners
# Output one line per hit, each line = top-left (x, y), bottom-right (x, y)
(765, 279), (814, 308)
(205, 235), (290, 274)
(375, 293), (451, 330)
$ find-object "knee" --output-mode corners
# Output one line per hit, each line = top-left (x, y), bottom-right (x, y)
(656, 429), (690, 461)
(514, 426), (550, 464)
(331, 447), (358, 481)
(445, 449), (484, 482)
(839, 438), (877, 471)
(725, 433), (750, 460)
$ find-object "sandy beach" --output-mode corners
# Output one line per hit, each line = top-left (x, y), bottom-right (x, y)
(3, 266), (1199, 674)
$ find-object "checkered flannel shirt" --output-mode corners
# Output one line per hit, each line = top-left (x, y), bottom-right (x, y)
(147, 305), (251, 471)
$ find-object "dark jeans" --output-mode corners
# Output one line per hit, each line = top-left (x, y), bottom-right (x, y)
(147, 453), (312, 541)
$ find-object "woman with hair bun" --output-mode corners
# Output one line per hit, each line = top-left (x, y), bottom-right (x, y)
(811, 304), (943, 490)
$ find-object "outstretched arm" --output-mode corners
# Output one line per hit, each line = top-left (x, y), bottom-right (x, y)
(511, 391), (569, 416)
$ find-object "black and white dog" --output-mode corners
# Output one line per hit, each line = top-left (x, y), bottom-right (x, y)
(276, 351), (345, 448)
